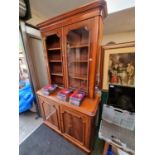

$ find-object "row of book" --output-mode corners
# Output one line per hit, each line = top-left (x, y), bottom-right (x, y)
(41, 84), (58, 95)
(42, 85), (86, 106)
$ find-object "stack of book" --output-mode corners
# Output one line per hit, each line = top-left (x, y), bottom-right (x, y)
(69, 90), (86, 106)
(57, 89), (73, 102)
(42, 84), (57, 95)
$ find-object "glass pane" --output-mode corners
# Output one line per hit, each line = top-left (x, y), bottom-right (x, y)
(67, 27), (89, 92)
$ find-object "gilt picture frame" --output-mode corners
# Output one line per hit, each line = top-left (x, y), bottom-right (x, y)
(102, 42), (135, 90)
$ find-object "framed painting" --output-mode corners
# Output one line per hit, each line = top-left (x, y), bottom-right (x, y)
(102, 42), (135, 90)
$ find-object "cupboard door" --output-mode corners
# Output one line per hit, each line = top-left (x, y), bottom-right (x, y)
(43, 29), (65, 87)
(60, 105), (87, 145)
(63, 19), (94, 94)
(38, 96), (60, 131)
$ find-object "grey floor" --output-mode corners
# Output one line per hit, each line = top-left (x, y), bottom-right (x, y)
(19, 111), (43, 144)
(19, 111), (104, 154)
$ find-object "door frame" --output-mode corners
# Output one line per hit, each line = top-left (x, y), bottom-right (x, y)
(20, 21), (43, 117)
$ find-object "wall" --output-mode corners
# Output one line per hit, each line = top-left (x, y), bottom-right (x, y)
(102, 31), (135, 45)
(101, 31), (135, 89)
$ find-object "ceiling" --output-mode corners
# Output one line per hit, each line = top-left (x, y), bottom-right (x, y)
(27, 0), (135, 34)
(104, 7), (135, 34)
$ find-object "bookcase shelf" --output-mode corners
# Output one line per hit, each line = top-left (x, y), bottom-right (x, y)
(68, 44), (88, 49)
(45, 33), (64, 87)
(48, 47), (61, 51)
(49, 60), (62, 62)
(51, 73), (63, 76)
(69, 75), (87, 80)
(69, 60), (88, 63)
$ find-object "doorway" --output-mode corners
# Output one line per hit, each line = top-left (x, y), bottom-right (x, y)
(19, 23), (48, 144)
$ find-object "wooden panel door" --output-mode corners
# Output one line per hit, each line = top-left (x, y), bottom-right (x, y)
(38, 96), (60, 132)
(60, 105), (87, 145)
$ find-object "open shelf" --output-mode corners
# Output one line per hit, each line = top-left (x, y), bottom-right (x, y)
(51, 75), (64, 87)
(51, 73), (63, 76)
(46, 34), (60, 49)
(50, 62), (62, 73)
(46, 33), (64, 87)
(49, 60), (62, 62)
(48, 50), (62, 61)
(48, 47), (61, 51)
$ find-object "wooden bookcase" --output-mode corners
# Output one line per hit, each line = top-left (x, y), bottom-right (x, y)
(37, 0), (107, 154)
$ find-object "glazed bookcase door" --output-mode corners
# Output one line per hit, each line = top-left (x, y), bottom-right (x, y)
(44, 29), (65, 87)
(63, 20), (93, 94)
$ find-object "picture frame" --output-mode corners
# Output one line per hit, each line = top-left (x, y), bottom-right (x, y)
(102, 42), (135, 90)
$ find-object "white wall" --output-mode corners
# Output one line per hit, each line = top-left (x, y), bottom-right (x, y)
(102, 31), (135, 45)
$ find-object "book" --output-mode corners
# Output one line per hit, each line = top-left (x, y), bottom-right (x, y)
(69, 90), (86, 106)
(57, 88), (73, 101)
(42, 84), (57, 95)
